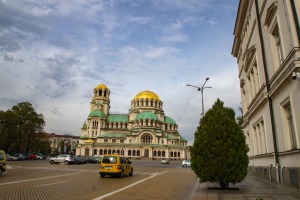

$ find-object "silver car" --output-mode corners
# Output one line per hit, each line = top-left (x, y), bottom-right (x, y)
(182, 160), (191, 167)
(50, 154), (75, 164)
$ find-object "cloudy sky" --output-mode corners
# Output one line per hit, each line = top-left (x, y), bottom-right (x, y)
(0, 0), (241, 145)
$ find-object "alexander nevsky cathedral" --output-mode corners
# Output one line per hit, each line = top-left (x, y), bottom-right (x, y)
(76, 83), (188, 160)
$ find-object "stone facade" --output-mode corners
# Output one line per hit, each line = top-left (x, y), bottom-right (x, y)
(76, 84), (189, 160)
(232, 0), (300, 188)
(48, 133), (80, 155)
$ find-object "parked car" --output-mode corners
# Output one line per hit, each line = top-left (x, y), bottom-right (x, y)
(161, 158), (169, 164)
(85, 156), (101, 164)
(14, 154), (25, 160)
(6, 154), (18, 161)
(29, 154), (37, 160)
(37, 153), (47, 160)
(0, 150), (7, 176)
(100, 154), (133, 178)
(73, 156), (84, 164)
(49, 154), (75, 164)
(182, 160), (191, 167)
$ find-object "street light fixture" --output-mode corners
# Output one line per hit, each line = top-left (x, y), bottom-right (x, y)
(187, 78), (212, 115)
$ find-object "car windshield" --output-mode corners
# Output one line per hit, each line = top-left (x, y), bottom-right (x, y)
(102, 156), (117, 164)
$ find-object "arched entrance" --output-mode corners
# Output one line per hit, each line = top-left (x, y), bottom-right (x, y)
(144, 148), (149, 158)
(85, 147), (90, 156)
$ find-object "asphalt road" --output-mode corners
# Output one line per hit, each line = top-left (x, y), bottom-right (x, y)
(0, 159), (197, 200)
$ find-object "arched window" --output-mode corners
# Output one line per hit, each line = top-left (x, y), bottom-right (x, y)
(133, 150), (136, 156)
(121, 149), (124, 155)
(128, 150), (131, 156)
(158, 151), (161, 156)
(108, 149), (111, 154)
(117, 150), (120, 154)
(99, 149), (103, 155)
(137, 150), (140, 156)
(104, 149), (107, 154)
(112, 149), (116, 154)
(178, 152), (180, 158)
(162, 151), (165, 157)
(170, 152), (173, 157)
(153, 151), (157, 156)
(174, 152), (177, 157)
(94, 149), (97, 155)
(141, 133), (153, 144)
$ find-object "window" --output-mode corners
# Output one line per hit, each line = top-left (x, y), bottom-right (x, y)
(112, 139), (116, 143)
(283, 103), (297, 149)
(271, 23), (284, 69)
(104, 139), (108, 143)
(141, 133), (153, 144)
(120, 139), (124, 143)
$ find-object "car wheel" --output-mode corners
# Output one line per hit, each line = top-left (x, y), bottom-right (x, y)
(100, 174), (105, 178)
(119, 170), (124, 178)
(0, 168), (2, 176)
(64, 160), (69, 164)
(50, 160), (55, 164)
(183, 164), (187, 168)
(129, 169), (133, 176)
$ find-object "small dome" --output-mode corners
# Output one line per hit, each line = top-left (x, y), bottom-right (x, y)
(135, 111), (159, 121)
(134, 90), (160, 100)
(164, 116), (176, 124)
(96, 83), (109, 90)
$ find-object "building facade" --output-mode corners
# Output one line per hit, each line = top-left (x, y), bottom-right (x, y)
(48, 133), (80, 155)
(76, 84), (188, 160)
(232, 0), (300, 187)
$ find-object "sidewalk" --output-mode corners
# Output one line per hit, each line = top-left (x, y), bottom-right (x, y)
(190, 173), (300, 200)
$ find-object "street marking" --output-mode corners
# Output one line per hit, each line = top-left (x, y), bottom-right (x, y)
(33, 181), (67, 188)
(0, 172), (82, 186)
(93, 171), (168, 200)
(140, 172), (151, 175)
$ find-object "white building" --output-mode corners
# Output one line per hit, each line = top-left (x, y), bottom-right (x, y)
(232, 0), (300, 187)
(76, 84), (189, 160)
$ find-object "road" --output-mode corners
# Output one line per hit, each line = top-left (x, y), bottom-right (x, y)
(0, 159), (198, 200)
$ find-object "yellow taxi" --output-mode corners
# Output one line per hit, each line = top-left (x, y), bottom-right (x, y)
(99, 154), (133, 178)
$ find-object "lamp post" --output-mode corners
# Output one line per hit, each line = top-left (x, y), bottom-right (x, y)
(187, 78), (212, 115)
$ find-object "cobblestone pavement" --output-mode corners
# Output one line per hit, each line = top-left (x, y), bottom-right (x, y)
(191, 173), (300, 200)
(1, 161), (299, 200)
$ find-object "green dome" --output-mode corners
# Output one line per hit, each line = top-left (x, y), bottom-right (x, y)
(88, 110), (106, 118)
(135, 111), (158, 121)
(164, 116), (176, 124)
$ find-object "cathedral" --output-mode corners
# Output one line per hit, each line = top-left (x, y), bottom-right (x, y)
(76, 83), (188, 160)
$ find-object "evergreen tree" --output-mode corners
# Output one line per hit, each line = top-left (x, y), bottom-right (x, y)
(191, 98), (249, 188)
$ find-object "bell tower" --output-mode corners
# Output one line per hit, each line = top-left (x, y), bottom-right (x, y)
(91, 83), (110, 115)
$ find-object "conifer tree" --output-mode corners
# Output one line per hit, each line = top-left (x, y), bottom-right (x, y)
(191, 98), (249, 188)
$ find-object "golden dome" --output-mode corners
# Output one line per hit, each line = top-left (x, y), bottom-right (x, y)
(134, 90), (160, 100)
(96, 83), (109, 89)
(84, 139), (94, 143)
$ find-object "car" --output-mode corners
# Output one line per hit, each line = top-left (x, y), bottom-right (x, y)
(161, 158), (169, 164)
(49, 154), (75, 164)
(37, 153), (47, 160)
(36, 155), (43, 160)
(182, 160), (191, 167)
(0, 150), (7, 176)
(14, 154), (25, 160)
(6, 154), (18, 161)
(28, 154), (37, 160)
(73, 156), (84, 164)
(99, 154), (133, 178)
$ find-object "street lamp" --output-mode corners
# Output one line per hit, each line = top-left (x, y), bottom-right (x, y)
(187, 78), (212, 115)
